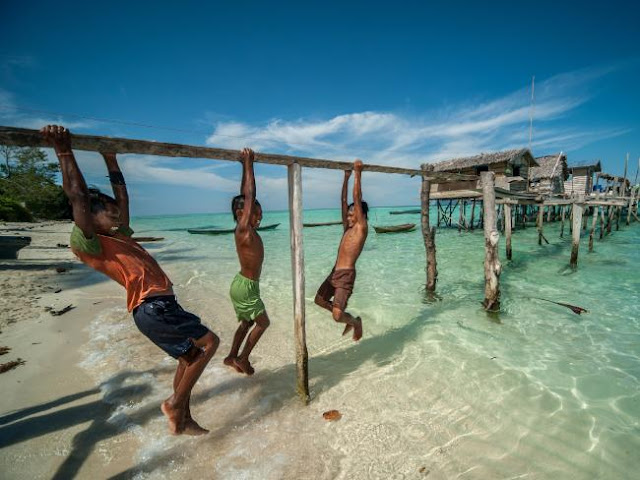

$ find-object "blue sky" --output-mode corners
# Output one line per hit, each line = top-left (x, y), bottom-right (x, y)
(1, 1), (639, 215)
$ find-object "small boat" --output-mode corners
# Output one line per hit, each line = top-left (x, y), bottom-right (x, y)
(373, 223), (416, 234)
(389, 209), (421, 215)
(188, 223), (280, 235)
(303, 221), (343, 227)
(0, 236), (31, 259)
(132, 236), (165, 242)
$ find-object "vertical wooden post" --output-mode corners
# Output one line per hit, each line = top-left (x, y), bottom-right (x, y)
(458, 199), (463, 232)
(588, 206), (598, 252)
(421, 165), (437, 292)
(481, 172), (501, 312)
(560, 206), (566, 238)
(606, 206), (614, 235)
(615, 206), (620, 231)
(287, 162), (309, 403)
(470, 199), (476, 230)
(537, 206), (544, 245)
(599, 204), (606, 239)
(570, 199), (584, 268)
(627, 187), (637, 225)
(504, 203), (512, 260)
(546, 205), (552, 222)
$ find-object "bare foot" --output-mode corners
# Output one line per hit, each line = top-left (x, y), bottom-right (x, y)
(233, 357), (255, 376)
(342, 323), (353, 336)
(352, 317), (363, 341)
(224, 356), (243, 373)
(161, 400), (185, 435)
(182, 417), (209, 436)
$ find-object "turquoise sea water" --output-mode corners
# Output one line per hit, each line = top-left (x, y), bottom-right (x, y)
(80, 207), (640, 479)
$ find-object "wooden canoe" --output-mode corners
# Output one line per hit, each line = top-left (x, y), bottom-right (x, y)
(188, 223), (280, 235)
(132, 236), (165, 242)
(389, 209), (421, 215)
(0, 236), (31, 259)
(303, 221), (343, 227)
(373, 223), (416, 234)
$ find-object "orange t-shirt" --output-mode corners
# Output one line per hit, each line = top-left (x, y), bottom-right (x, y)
(70, 226), (173, 312)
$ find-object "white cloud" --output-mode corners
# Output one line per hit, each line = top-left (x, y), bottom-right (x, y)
(205, 65), (618, 168)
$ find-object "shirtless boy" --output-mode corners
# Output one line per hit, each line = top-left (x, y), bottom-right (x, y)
(42, 125), (219, 436)
(223, 148), (270, 375)
(315, 160), (368, 341)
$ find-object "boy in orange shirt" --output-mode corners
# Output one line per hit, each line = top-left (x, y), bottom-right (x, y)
(42, 125), (218, 436)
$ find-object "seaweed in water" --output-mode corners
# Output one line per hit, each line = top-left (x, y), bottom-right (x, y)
(531, 297), (588, 315)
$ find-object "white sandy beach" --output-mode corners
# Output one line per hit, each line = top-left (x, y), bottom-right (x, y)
(0, 222), (139, 479)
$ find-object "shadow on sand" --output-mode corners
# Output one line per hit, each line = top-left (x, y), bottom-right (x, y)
(110, 306), (448, 478)
(1, 300), (453, 479)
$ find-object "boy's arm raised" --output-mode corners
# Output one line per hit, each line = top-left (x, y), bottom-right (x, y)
(341, 169), (352, 231)
(238, 147), (256, 231)
(352, 160), (365, 224)
(101, 153), (130, 228)
(41, 125), (94, 238)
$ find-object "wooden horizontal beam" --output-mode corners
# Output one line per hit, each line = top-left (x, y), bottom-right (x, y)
(0, 126), (476, 183)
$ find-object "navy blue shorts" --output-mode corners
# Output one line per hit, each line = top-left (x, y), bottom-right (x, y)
(133, 296), (210, 359)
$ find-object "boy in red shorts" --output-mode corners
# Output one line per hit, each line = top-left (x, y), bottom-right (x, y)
(314, 160), (368, 341)
(42, 125), (218, 436)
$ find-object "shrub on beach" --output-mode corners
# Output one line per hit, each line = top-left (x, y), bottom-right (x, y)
(0, 145), (72, 221)
(0, 196), (34, 222)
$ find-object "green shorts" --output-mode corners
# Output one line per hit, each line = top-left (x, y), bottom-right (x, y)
(229, 272), (266, 322)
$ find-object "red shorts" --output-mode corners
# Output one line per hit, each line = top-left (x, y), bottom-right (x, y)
(316, 268), (356, 312)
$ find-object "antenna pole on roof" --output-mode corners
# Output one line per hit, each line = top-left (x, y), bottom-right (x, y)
(528, 76), (535, 151)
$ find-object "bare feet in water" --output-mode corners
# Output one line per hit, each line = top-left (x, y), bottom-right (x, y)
(161, 399), (184, 435)
(342, 323), (353, 336)
(224, 356), (243, 373)
(183, 416), (209, 436)
(233, 357), (255, 375)
(352, 317), (362, 341)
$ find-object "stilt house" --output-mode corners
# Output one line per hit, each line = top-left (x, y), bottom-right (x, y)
(596, 173), (630, 196)
(564, 160), (601, 197)
(530, 153), (569, 196)
(430, 148), (538, 198)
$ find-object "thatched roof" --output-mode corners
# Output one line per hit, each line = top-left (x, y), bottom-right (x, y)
(569, 160), (601, 172)
(531, 153), (568, 180)
(432, 148), (538, 172)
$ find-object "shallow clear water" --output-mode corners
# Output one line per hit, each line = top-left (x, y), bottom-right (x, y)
(80, 207), (640, 479)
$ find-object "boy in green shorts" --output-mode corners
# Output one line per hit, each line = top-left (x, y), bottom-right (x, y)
(223, 148), (270, 375)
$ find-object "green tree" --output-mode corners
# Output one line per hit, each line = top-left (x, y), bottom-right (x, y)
(0, 145), (71, 221)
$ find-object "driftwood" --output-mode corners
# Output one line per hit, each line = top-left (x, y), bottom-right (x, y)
(0, 346), (10, 356)
(47, 304), (75, 316)
(0, 358), (25, 374)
